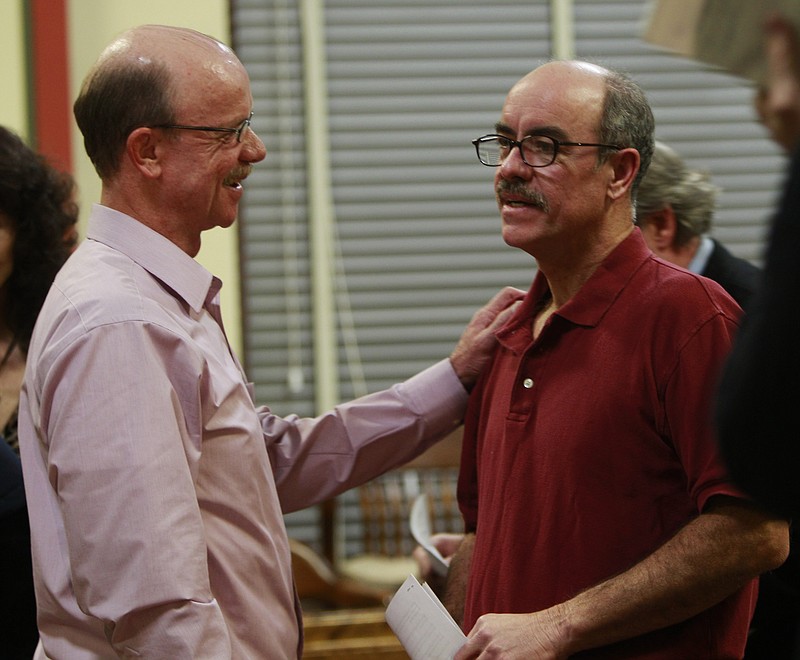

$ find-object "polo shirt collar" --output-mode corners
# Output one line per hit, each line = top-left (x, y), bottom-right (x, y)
(85, 204), (216, 314)
(498, 229), (652, 348)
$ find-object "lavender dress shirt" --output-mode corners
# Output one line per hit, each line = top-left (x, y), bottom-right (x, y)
(18, 204), (467, 659)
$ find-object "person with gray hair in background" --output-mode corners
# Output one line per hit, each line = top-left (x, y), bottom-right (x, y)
(636, 140), (761, 309)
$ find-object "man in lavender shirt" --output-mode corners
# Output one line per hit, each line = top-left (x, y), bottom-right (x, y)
(17, 25), (520, 659)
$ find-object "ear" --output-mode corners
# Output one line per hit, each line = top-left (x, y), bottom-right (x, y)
(125, 127), (164, 179)
(606, 147), (640, 201)
(640, 206), (677, 249)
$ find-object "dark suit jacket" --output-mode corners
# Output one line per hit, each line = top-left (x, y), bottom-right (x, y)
(702, 239), (761, 311)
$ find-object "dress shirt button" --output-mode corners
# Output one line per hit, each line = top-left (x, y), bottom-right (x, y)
(523, 377), (534, 389)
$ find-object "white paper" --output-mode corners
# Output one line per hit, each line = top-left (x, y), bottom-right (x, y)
(385, 574), (467, 660)
(410, 493), (450, 578)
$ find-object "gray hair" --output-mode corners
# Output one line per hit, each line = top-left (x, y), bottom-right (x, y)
(597, 68), (656, 199)
(636, 141), (720, 246)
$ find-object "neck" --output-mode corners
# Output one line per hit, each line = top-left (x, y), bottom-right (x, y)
(535, 223), (633, 308)
(101, 186), (201, 257)
(663, 235), (701, 270)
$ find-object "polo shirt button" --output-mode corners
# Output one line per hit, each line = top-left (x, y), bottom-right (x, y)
(523, 377), (534, 389)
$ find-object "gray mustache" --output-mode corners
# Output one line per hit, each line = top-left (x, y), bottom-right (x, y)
(496, 182), (549, 212)
(224, 166), (252, 187)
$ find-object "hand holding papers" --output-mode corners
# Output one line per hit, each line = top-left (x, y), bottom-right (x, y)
(410, 494), (450, 578)
(385, 574), (467, 660)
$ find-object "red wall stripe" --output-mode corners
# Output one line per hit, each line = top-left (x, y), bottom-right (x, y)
(29, 0), (72, 174)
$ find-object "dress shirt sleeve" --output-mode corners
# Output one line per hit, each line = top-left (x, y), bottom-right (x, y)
(263, 359), (468, 513)
(36, 320), (232, 658)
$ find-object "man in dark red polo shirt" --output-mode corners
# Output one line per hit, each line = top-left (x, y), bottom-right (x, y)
(445, 60), (789, 659)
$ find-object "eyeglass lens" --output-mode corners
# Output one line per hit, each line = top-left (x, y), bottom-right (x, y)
(477, 136), (557, 167)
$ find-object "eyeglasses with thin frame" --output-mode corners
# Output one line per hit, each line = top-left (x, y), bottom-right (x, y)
(472, 133), (621, 168)
(151, 111), (254, 143)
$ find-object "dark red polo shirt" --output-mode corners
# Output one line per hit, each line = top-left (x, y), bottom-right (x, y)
(459, 230), (755, 659)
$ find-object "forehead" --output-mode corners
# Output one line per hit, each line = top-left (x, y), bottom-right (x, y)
(130, 27), (252, 118)
(500, 62), (607, 138)
(172, 55), (253, 120)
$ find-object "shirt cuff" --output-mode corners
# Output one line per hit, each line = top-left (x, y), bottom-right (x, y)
(398, 359), (469, 432)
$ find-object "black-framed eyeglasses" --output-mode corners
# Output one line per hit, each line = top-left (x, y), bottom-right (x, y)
(151, 111), (254, 143)
(472, 133), (621, 168)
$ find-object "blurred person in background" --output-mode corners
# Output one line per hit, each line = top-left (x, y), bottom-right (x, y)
(637, 139), (798, 657)
(717, 12), (800, 660)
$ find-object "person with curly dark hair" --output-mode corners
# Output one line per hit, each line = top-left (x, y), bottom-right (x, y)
(0, 124), (78, 659)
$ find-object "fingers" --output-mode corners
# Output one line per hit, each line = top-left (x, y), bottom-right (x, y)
(449, 287), (525, 389)
(488, 297), (523, 333)
(431, 532), (466, 559)
(483, 286), (526, 319)
(465, 286), (525, 342)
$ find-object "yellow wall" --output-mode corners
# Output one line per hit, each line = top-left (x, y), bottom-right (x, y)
(0, 0), (28, 138)
(0, 0), (243, 354)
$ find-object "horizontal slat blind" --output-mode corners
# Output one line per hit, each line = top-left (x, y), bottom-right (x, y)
(232, 0), (786, 554)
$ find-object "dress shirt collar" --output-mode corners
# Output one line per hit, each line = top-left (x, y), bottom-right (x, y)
(687, 235), (714, 275)
(85, 204), (217, 314)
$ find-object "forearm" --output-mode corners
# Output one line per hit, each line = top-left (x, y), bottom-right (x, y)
(458, 499), (788, 659)
(269, 359), (468, 512)
(553, 499), (788, 655)
(444, 532), (475, 627)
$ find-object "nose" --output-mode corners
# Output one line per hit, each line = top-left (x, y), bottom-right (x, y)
(242, 126), (267, 163)
(498, 143), (531, 180)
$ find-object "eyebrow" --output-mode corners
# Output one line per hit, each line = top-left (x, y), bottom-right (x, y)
(495, 122), (570, 142)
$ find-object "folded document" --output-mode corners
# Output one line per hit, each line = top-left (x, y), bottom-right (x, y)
(385, 574), (467, 660)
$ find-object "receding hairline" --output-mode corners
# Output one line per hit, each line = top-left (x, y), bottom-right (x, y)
(90, 24), (238, 79)
(515, 59), (612, 89)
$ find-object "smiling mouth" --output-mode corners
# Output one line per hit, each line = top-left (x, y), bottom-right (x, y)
(224, 167), (252, 190)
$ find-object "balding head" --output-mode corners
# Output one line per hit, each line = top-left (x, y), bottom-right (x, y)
(74, 25), (244, 180)
(507, 60), (654, 196)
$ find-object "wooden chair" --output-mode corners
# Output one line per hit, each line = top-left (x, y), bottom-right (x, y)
(290, 537), (390, 610)
(335, 430), (463, 591)
(291, 539), (408, 658)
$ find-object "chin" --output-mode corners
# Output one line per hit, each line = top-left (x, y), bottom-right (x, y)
(210, 209), (238, 230)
